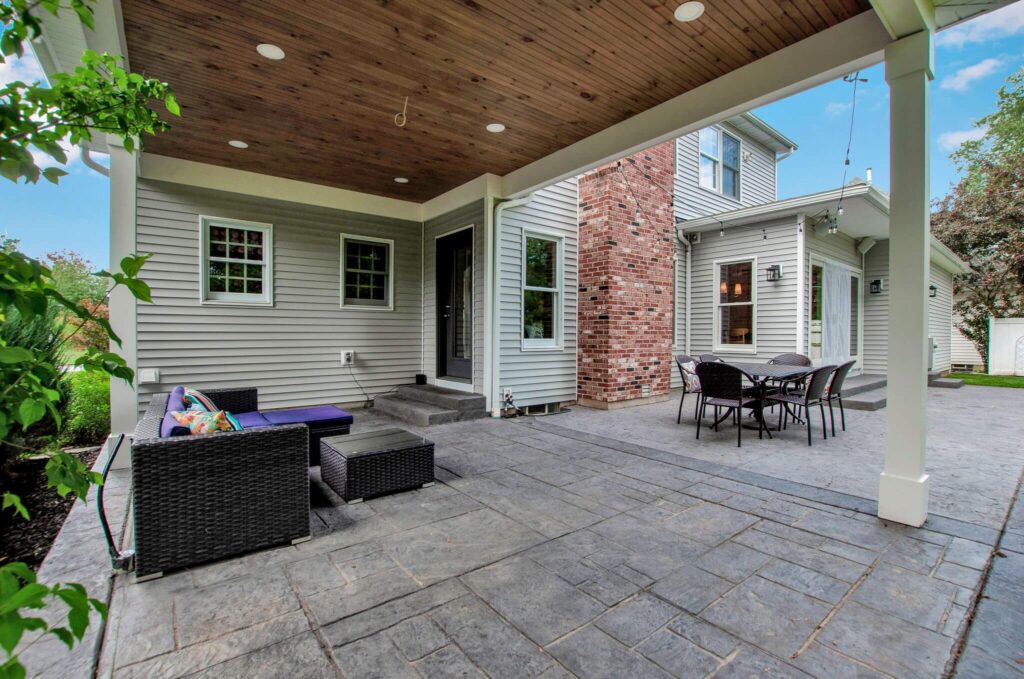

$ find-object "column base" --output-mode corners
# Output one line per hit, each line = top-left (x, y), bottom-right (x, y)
(878, 471), (929, 527)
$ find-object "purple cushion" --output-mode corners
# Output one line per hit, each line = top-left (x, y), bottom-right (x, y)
(160, 412), (190, 438)
(262, 406), (353, 428)
(167, 386), (187, 415)
(234, 410), (272, 429)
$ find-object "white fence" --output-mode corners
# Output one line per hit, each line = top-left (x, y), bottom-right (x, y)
(989, 317), (1024, 375)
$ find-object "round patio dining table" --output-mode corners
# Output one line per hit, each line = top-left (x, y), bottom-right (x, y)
(719, 360), (814, 433)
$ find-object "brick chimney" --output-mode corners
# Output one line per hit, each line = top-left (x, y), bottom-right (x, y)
(577, 141), (675, 408)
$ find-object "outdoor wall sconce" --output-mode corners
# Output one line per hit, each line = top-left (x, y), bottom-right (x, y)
(870, 279), (885, 294)
(766, 264), (783, 281)
(929, 284), (938, 298)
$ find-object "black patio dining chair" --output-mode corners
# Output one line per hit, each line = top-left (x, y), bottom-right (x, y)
(695, 362), (763, 447)
(674, 355), (702, 424)
(825, 360), (857, 436)
(766, 365), (836, 446)
(698, 353), (723, 363)
(766, 352), (813, 396)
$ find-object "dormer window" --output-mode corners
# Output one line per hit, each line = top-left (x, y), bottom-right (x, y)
(699, 127), (741, 199)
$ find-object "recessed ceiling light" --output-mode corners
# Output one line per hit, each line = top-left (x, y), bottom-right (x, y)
(485, 123), (506, 133)
(256, 43), (285, 60)
(393, 177), (409, 184)
(228, 140), (249, 149)
(673, 1), (705, 22)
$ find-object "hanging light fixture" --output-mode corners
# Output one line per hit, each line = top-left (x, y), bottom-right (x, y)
(734, 282), (742, 297)
(720, 281), (728, 295)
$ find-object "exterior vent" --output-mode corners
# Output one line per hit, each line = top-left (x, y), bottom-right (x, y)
(523, 402), (562, 415)
(641, 384), (652, 398)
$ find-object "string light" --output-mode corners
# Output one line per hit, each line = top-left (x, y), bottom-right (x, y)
(833, 71), (867, 230)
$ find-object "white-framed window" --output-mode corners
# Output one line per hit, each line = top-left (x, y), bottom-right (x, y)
(714, 257), (755, 352)
(340, 234), (394, 310)
(698, 127), (741, 199)
(200, 216), (273, 306)
(522, 231), (562, 349)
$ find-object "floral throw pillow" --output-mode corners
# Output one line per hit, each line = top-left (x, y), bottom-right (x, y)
(183, 387), (218, 412)
(171, 409), (241, 435)
(682, 361), (701, 391)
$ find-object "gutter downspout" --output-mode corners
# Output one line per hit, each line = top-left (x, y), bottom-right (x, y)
(491, 194), (534, 417)
(81, 144), (110, 177)
(673, 220), (692, 356)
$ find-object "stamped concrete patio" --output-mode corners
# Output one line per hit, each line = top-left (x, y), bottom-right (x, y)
(76, 384), (1023, 679)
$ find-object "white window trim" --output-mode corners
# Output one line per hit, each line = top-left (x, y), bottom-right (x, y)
(340, 233), (395, 311)
(199, 216), (274, 307)
(697, 126), (742, 201)
(712, 256), (757, 354)
(808, 255), (864, 369)
(521, 229), (563, 351)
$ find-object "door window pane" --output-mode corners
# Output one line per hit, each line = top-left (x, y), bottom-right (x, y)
(810, 264), (823, 360)
(342, 237), (392, 308)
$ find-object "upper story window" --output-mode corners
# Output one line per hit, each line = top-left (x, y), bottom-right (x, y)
(341, 234), (394, 310)
(522, 232), (562, 349)
(200, 217), (273, 305)
(698, 127), (741, 199)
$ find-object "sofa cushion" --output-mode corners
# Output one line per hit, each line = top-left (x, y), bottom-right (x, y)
(160, 411), (190, 438)
(262, 406), (353, 428)
(234, 410), (272, 429)
(167, 386), (187, 415)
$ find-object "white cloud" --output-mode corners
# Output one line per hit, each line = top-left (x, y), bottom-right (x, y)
(0, 47), (48, 86)
(937, 2), (1024, 47)
(938, 126), (988, 151)
(940, 58), (1004, 92)
(825, 101), (852, 117)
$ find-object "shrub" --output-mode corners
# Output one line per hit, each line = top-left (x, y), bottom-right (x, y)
(59, 371), (110, 447)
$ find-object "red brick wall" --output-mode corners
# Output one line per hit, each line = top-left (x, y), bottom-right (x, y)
(577, 141), (675, 406)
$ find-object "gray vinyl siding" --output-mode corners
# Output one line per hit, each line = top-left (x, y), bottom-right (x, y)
(674, 122), (777, 221)
(422, 200), (486, 392)
(498, 179), (579, 406)
(862, 240), (889, 375)
(687, 218), (799, 361)
(952, 295), (984, 367)
(929, 263), (953, 374)
(135, 180), (423, 414)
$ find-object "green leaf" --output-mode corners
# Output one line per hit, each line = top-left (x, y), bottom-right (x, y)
(0, 347), (33, 364)
(165, 92), (180, 116)
(41, 167), (68, 185)
(17, 399), (46, 428)
(1, 493), (29, 521)
(121, 277), (152, 303)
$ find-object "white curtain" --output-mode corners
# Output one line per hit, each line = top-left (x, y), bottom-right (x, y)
(822, 262), (851, 365)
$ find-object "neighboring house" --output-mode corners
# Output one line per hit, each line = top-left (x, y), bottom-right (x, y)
(951, 297), (985, 371)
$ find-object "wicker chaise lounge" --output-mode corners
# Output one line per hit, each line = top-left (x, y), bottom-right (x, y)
(131, 387), (334, 577)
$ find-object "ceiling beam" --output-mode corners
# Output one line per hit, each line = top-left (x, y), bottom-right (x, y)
(499, 10), (892, 199)
(869, 0), (936, 38)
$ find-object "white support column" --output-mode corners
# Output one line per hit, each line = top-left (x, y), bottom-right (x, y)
(878, 30), (933, 526)
(794, 213), (807, 355)
(106, 135), (138, 469)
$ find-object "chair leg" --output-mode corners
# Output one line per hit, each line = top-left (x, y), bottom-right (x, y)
(777, 403), (784, 431)
(829, 399), (836, 437)
(807, 406), (813, 446)
(737, 410), (742, 448)
(678, 390), (685, 424)
(696, 399), (703, 440)
(820, 404), (827, 439)
(694, 395), (701, 420)
(839, 396), (846, 431)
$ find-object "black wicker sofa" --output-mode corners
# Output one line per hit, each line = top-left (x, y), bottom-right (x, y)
(131, 386), (350, 577)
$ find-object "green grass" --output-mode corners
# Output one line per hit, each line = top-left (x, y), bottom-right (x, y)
(948, 373), (1024, 388)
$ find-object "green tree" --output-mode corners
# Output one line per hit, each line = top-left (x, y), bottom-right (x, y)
(933, 68), (1024, 369)
(1, 1), (176, 676)
(45, 251), (107, 305)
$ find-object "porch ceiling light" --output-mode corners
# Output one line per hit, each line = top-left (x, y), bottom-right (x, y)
(256, 43), (285, 60)
(228, 140), (249, 149)
(485, 123), (506, 133)
(393, 177), (409, 184)
(673, 1), (705, 22)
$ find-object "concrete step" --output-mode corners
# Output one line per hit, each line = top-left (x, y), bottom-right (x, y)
(374, 395), (462, 426)
(395, 384), (487, 412)
(930, 377), (964, 389)
(843, 374), (887, 397)
(843, 387), (887, 411)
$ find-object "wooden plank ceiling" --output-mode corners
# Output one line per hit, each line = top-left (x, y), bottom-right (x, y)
(122, 0), (871, 202)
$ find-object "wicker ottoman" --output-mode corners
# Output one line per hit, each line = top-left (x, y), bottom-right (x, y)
(320, 428), (435, 503)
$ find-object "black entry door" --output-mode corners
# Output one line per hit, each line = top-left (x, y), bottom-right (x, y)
(437, 229), (473, 380)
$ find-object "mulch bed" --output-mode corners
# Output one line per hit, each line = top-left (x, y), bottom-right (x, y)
(0, 447), (101, 570)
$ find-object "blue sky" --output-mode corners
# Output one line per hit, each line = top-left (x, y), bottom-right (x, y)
(1, 3), (1023, 268)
